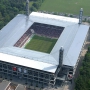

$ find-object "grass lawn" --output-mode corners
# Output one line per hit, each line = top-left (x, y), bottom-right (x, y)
(39, 0), (90, 16)
(25, 35), (57, 53)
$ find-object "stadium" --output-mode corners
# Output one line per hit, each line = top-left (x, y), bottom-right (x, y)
(0, 1), (89, 88)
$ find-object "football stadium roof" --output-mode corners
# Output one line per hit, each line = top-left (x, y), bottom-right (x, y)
(0, 12), (89, 73)
(30, 12), (79, 27)
(0, 14), (33, 48)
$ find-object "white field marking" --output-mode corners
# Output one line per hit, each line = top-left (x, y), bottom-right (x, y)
(15, 84), (19, 90)
(15, 84), (26, 90)
(4, 81), (11, 90)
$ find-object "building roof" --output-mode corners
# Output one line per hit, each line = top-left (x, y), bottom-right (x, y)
(51, 24), (89, 66)
(0, 14), (33, 48)
(0, 47), (58, 65)
(0, 52), (57, 73)
(0, 12), (89, 73)
(30, 12), (79, 27)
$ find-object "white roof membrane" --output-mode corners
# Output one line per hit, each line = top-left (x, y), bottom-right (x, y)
(30, 12), (79, 27)
(0, 47), (58, 65)
(51, 24), (89, 67)
(0, 14), (33, 48)
(0, 12), (89, 73)
(63, 25), (89, 66)
(0, 53), (57, 73)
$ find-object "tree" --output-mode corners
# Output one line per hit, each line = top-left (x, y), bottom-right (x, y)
(30, 6), (37, 11)
(0, 0), (25, 30)
(75, 47), (90, 90)
(32, 2), (40, 9)
(0, 0), (45, 30)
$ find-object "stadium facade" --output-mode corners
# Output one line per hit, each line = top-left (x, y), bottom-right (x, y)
(0, 11), (89, 88)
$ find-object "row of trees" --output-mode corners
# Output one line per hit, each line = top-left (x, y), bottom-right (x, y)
(75, 47), (90, 90)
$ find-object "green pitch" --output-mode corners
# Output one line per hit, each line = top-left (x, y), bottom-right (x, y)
(39, 0), (90, 16)
(25, 35), (57, 53)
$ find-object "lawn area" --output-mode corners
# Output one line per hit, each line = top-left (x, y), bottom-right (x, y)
(25, 35), (57, 53)
(39, 0), (90, 16)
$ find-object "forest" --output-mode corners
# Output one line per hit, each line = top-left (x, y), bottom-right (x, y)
(0, 0), (44, 30)
(75, 47), (90, 90)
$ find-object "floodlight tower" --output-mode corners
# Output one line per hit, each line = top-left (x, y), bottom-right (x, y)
(26, 0), (29, 17)
(79, 8), (83, 24)
(59, 46), (64, 67)
(25, 0), (29, 26)
(55, 47), (64, 77)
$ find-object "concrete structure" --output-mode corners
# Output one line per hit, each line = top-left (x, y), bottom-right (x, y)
(0, 12), (89, 88)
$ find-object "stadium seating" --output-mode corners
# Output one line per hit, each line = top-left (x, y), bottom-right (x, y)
(31, 23), (64, 38)
(14, 23), (64, 47)
(14, 28), (32, 47)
